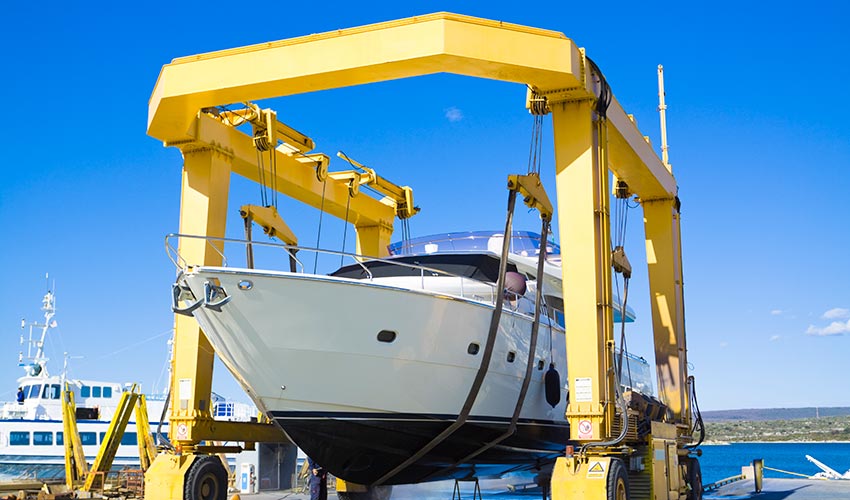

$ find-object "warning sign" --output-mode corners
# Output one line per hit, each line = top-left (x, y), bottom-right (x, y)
(574, 377), (593, 402)
(176, 423), (188, 440)
(587, 460), (606, 479)
(577, 419), (593, 440)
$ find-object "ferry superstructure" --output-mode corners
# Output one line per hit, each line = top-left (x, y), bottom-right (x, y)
(0, 288), (252, 478)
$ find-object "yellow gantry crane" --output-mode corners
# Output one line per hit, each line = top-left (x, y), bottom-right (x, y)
(147, 12), (699, 500)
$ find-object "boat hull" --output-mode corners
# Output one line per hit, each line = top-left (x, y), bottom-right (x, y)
(184, 268), (570, 484)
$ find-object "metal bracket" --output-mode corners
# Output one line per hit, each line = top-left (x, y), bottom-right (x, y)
(172, 283), (202, 316)
(203, 281), (232, 311)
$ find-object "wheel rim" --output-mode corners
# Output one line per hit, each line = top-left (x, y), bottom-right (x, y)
(199, 473), (219, 500)
(616, 478), (627, 500)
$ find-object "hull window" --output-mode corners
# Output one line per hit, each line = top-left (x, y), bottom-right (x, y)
(377, 330), (397, 343)
(467, 343), (480, 355)
(507, 351), (516, 363)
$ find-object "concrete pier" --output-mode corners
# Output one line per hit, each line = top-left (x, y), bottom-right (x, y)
(707, 477), (850, 499)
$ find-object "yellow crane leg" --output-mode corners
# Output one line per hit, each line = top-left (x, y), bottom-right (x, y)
(145, 147), (232, 499)
(643, 198), (689, 424)
(552, 99), (615, 444)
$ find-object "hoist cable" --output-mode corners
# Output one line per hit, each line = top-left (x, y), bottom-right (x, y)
(340, 189), (352, 268)
(312, 179), (327, 274)
(256, 149), (268, 207)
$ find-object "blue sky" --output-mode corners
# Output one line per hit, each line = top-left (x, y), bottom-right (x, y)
(1, 1), (848, 411)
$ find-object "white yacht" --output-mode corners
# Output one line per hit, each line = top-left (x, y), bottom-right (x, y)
(0, 288), (253, 479)
(171, 231), (650, 485)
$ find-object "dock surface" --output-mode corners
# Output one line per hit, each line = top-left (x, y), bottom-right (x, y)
(707, 477), (850, 499)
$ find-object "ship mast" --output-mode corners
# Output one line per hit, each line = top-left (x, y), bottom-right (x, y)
(20, 278), (57, 378)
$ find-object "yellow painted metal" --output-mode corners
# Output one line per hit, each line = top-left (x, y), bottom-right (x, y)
(145, 147), (234, 498)
(551, 456), (611, 499)
(61, 386), (88, 489)
(552, 99), (615, 442)
(239, 204), (298, 246)
(144, 454), (196, 500)
(148, 13), (673, 199)
(84, 389), (140, 491)
(651, 422), (682, 500)
(178, 111), (400, 258)
(644, 198), (689, 424)
(336, 152), (419, 220)
(507, 174), (554, 221)
(146, 11), (693, 499)
(136, 394), (157, 471)
(336, 479), (368, 493)
(178, 418), (288, 443)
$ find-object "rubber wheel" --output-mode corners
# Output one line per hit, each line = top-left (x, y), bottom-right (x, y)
(337, 485), (393, 500)
(184, 455), (228, 500)
(684, 457), (703, 500)
(607, 459), (629, 500)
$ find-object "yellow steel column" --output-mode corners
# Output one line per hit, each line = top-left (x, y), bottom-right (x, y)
(145, 147), (231, 498)
(551, 99), (615, 442)
(171, 146), (232, 439)
(643, 198), (689, 424)
(355, 222), (394, 258)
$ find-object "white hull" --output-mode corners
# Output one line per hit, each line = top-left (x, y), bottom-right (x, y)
(182, 266), (570, 484)
(186, 268), (567, 420)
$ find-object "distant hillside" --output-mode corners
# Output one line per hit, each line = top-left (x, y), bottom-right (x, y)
(702, 407), (850, 422)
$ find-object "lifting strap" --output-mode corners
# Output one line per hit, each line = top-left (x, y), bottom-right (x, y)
(373, 174), (553, 485)
(422, 218), (551, 482)
(373, 183), (519, 486)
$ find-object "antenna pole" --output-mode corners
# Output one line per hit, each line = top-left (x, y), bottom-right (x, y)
(657, 65), (671, 171)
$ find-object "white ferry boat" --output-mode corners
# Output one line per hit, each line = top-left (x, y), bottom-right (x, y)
(0, 287), (253, 479)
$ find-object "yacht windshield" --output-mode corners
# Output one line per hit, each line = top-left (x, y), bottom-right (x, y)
(388, 231), (560, 257)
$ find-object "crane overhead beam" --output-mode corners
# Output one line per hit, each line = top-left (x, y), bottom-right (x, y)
(148, 12), (675, 200)
(176, 111), (397, 230)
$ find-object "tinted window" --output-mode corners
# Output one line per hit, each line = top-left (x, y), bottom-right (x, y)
(56, 432), (64, 446)
(49, 384), (61, 399)
(121, 432), (137, 446)
(29, 385), (42, 399)
(33, 432), (53, 446)
(80, 432), (97, 445)
(103, 386), (112, 398)
(10, 432), (30, 446)
(99, 432), (107, 443)
(331, 254), (518, 282)
(92, 386), (102, 398)
(81, 386), (91, 398)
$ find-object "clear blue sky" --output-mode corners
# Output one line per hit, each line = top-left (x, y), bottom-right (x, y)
(1, 1), (848, 411)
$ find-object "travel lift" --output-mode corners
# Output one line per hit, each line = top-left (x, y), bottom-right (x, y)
(146, 12), (700, 500)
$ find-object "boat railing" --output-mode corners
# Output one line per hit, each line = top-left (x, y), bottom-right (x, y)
(165, 233), (547, 315)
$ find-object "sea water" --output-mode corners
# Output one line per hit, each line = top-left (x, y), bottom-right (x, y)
(3, 442), (849, 497)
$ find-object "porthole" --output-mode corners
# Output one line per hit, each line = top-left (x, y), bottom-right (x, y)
(377, 330), (397, 343)
(537, 359), (545, 370)
(467, 343), (480, 355)
(238, 280), (253, 290)
(507, 351), (516, 363)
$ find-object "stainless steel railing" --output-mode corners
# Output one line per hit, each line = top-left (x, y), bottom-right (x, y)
(165, 233), (553, 316)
